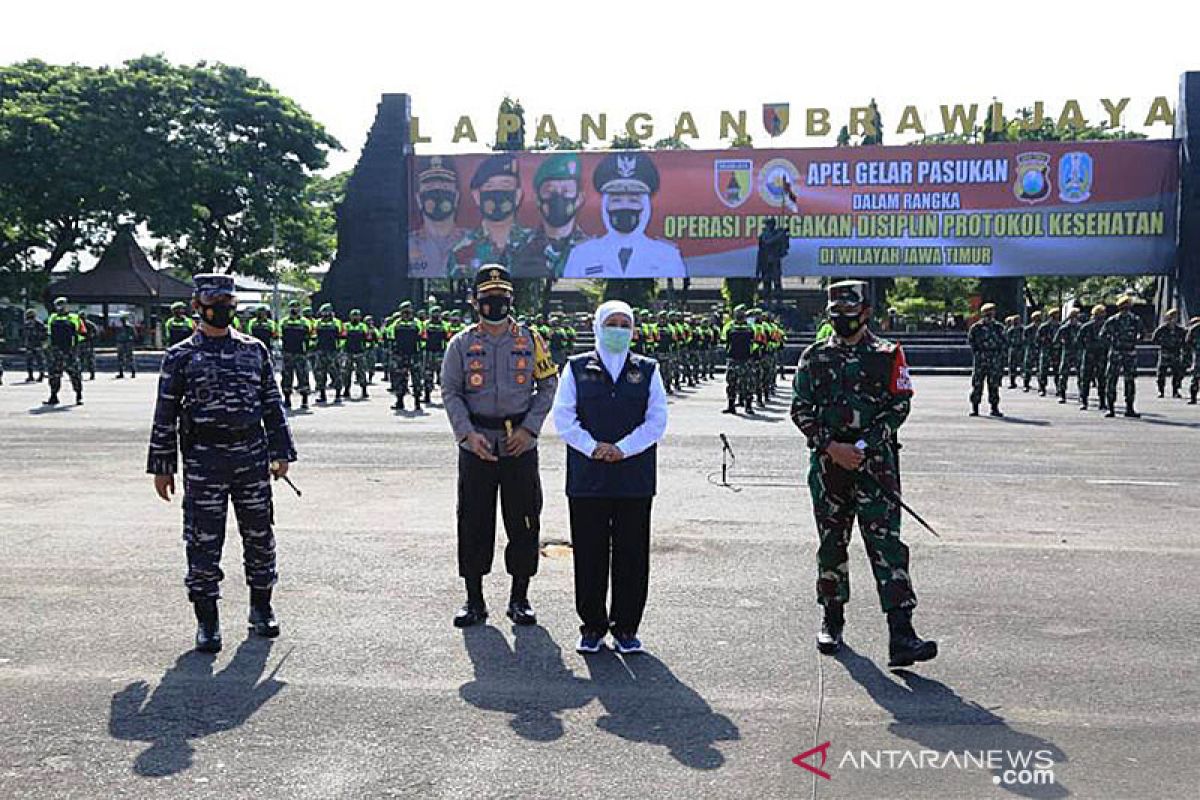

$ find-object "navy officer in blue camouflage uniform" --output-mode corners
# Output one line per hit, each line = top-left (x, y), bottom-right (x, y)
(147, 273), (297, 653)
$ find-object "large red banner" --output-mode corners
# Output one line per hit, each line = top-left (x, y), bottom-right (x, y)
(406, 140), (1178, 279)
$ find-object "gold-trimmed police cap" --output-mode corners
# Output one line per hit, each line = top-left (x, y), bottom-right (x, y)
(416, 155), (458, 185)
(827, 280), (869, 309)
(475, 263), (514, 294)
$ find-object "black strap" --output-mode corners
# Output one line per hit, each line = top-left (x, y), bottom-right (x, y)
(469, 412), (527, 431)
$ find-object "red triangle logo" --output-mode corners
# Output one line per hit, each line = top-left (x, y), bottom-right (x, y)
(792, 741), (832, 780)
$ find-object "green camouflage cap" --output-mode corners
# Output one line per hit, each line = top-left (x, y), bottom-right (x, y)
(533, 153), (582, 189)
(827, 280), (869, 309)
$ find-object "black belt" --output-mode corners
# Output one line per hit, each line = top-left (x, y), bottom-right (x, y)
(470, 412), (526, 431)
(193, 425), (262, 444)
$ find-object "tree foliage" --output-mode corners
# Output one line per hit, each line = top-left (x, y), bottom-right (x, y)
(0, 55), (341, 289)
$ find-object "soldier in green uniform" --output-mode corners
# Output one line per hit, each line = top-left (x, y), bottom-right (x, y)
(447, 154), (534, 279)
(1151, 309), (1186, 398)
(279, 301), (312, 409)
(548, 314), (572, 373)
(364, 315), (381, 384)
(422, 307), (451, 403)
(792, 281), (936, 667)
(164, 301), (197, 347)
(387, 301), (425, 411)
(722, 305), (756, 414)
(653, 310), (675, 394)
(1036, 307), (1060, 396)
(1100, 295), (1144, 418)
(342, 309), (372, 399)
(967, 302), (1005, 417)
(1054, 307), (1083, 404)
(78, 311), (98, 380)
(1003, 315), (1023, 388)
(21, 308), (47, 382)
(248, 307), (277, 352)
(1021, 310), (1041, 392)
(44, 297), (86, 406)
(513, 153), (590, 278)
(312, 303), (345, 404)
(115, 315), (137, 379)
(1077, 304), (1109, 411)
(1187, 316), (1200, 404)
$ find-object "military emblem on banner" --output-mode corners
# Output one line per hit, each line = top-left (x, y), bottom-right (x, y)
(1013, 152), (1051, 204)
(1058, 151), (1093, 203)
(714, 159), (753, 209)
(758, 158), (800, 210)
(763, 103), (790, 137)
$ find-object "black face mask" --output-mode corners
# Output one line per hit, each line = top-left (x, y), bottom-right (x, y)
(478, 296), (511, 322)
(201, 303), (235, 329)
(479, 190), (517, 221)
(420, 189), (457, 221)
(830, 312), (865, 338)
(610, 208), (641, 234)
(540, 193), (577, 227)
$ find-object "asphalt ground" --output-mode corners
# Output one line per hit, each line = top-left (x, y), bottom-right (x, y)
(1, 367), (1198, 799)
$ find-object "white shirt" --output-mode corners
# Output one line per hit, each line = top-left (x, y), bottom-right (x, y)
(552, 353), (668, 458)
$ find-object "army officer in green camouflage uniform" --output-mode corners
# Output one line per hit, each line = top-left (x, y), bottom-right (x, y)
(791, 280), (937, 668)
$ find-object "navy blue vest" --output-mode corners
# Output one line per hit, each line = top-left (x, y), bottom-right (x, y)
(566, 351), (657, 498)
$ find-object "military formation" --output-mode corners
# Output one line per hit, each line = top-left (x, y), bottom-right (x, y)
(971, 296), (1200, 418)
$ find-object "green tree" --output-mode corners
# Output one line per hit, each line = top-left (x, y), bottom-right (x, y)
(492, 96), (526, 151)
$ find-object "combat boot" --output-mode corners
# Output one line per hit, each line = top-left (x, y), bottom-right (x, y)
(886, 607), (937, 667)
(1157, 382), (1165, 398)
(1189, 389), (1197, 405)
(45, 390), (59, 406)
(816, 603), (844, 655)
(248, 587), (280, 638)
(392, 395), (405, 411)
(116, 372), (124, 379)
(333, 388), (342, 404)
(1172, 387), (1182, 399)
(317, 389), (327, 404)
(969, 402), (979, 417)
(361, 385), (369, 399)
(283, 392), (292, 409)
(193, 598), (222, 653)
(989, 403), (1004, 418)
(26, 371), (35, 382)
(744, 397), (754, 414)
(74, 390), (82, 406)
(424, 389), (432, 404)
(722, 397), (737, 414)
(1105, 406), (1116, 418)
(1124, 402), (1140, 418)
(1080, 397), (1089, 410)
(300, 393), (309, 410)
(413, 396), (423, 411)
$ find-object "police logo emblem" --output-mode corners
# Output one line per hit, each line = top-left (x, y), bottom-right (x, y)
(758, 158), (801, 210)
(1058, 151), (1093, 203)
(626, 369), (644, 384)
(617, 155), (638, 178)
(1013, 152), (1051, 204)
(762, 103), (790, 137)
(714, 159), (753, 209)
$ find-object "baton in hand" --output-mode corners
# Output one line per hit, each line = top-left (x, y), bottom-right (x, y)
(854, 440), (940, 539)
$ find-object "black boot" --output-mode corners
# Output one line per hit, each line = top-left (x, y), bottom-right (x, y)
(414, 396), (423, 411)
(248, 587), (280, 638)
(75, 390), (82, 406)
(193, 598), (222, 653)
(1105, 406), (1116, 418)
(454, 576), (487, 628)
(46, 390), (59, 406)
(989, 403), (1004, 418)
(816, 603), (844, 655)
(333, 388), (342, 404)
(744, 398), (754, 414)
(1124, 402), (1140, 418)
(969, 402), (979, 417)
(283, 393), (292, 409)
(317, 389), (327, 404)
(886, 607), (937, 667)
(722, 397), (737, 414)
(1080, 397), (1089, 410)
(506, 576), (536, 625)
(301, 393), (309, 409)
(116, 372), (124, 379)
(392, 395), (405, 411)
(424, 389), (432, 404)
(1157, 383), (1165, 398)
(361, 385), (369, 399)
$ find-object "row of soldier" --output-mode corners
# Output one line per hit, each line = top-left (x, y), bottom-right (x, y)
(968, 296), (1200, 418)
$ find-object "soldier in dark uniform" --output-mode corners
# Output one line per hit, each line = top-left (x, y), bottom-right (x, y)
(1021, 311), (1041, 392)
(409, 156), (465, 279)
(1151, 309), (1186, 398)
(447, 155), (534, 279)
(248, 307), (277, 351)
(1077, 304), (1109, 411)
(115, 315), (138, 379)
(148, 274), (296, 652)
(78, 311), (99, 380)
(512, 153), (590, 278)
(1187, 316), (1200, 404)
(440, 264), (558, 628)
(1036, 307), (1060, 396)
(44, 297), (85, 406)
(342, 309), (371, 399)
(21, 308), (47, 382)
(722, 306), (756, 414)
(164, 301), (197, 347)
(279, 301), (312, 409)
(1054, 307), (1083, 404)
(1003, 315), (1023, 388)
(792, 281), (936, 667)
(967, 302), (1005, 417)
(1101, 295), (1144, 417)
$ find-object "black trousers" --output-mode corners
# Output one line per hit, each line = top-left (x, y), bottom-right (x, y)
(568, 496), (653, 636)
(456, 447), (542, 578)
